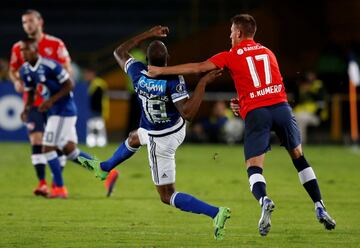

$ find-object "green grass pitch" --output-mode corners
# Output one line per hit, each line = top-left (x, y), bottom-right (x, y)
(0, 143), (359, 247)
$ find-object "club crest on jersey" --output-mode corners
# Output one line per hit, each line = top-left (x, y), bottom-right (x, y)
(237, 48), (244, 55)
(138, 77), (166, 93)
(44, 47), (53, 56)
(176, 83), (185, 93)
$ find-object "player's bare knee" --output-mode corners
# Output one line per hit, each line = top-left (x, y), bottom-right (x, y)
(159, 193), (171, 205)
(42, 145), (56, 153)
(128, 130), (141, 148)
(29, 132), (43, 145)
(62, 142), (76, 155)
(289, 145), (303, 159)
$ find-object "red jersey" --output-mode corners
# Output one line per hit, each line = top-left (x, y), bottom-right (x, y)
(10, 33), (71, 106)
(208, 39), (288, 119)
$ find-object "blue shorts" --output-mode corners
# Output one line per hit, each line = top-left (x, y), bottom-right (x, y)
(244, 103), (301, 160)
(26, 107), (47, 133)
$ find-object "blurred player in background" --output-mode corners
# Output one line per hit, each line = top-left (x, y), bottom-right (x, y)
(148, 14), (336, 236)
(79, 26), (231, 240)
(9, 9), (71, 196)
(83, 66), (109, 148)
(9, 10), (118, 197)
(19, 38), (97, 198)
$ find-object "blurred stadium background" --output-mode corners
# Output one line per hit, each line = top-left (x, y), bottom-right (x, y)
(0, 0), (359, 144)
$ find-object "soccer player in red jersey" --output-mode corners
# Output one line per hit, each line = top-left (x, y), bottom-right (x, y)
(148, 14), (335, 235)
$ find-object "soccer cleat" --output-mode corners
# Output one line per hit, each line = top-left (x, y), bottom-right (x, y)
(105, 169), (119, 197)
(48, 186), (68, 199)
(78, 156), (108, 180)
(213, 207), (231, 240)
(316, 207), (336, 230)
(33, 183), (49, 197)
(258, 197), (275, 236)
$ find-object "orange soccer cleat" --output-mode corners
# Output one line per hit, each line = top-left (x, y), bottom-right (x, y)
(33, 181), (49, 197)
(104, 169), (119, 197)
(48, 186), (68, 199)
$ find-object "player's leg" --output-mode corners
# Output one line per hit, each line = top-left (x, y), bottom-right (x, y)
(273, 103), (335, 230)
(78, 129), (141, 177)
(100, 130), (140, 171)
(27, 107), (48, 196)
(244, 107), (275, 236)
(42, 116), (67, 198)
(150, 126), (230, 240)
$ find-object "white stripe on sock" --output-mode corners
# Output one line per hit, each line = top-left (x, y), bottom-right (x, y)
(44, 151), (58, 161)
(125, 139), (140, 153)
(249, 173), (266, 191)
(31, 154), (47, 165)
(298, 167), (316, 184)
(67, 148), (80, 160)
(170, 192), (179, 207)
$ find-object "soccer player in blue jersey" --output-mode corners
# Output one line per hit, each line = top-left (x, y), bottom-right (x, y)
(19, 37), (94, 198)
(79, 26), (231, 240)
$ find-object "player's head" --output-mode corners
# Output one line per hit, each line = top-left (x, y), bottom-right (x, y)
(20, 37), (39, 63)
(146, 40), (168, 67)
(22, 9), (44, 37)
(230, 14), (257, 47)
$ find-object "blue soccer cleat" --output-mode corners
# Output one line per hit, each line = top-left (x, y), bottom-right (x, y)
(316, 207), (336, 230)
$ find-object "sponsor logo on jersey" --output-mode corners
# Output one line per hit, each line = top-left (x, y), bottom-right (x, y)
(138, 77), (166, 93)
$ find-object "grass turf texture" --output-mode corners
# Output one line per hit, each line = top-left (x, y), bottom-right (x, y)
(0, 143), (359, 247)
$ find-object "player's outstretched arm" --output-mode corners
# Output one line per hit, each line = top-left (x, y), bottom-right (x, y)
(148, 60), (217, 77)
(113, 25), (169, 70)
(38, 79), (74, 112)
(175, 69), (222, 121)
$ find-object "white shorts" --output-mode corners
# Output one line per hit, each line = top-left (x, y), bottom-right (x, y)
(43, 115), (78, 148)
(138, 124), (186, 186)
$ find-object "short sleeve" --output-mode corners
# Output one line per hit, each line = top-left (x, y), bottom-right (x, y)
(9, 43), (23, 71)
(208, 51), (229, 69)
(20, 68), (34, 91)
(124, 58), (147, 83)
(169, 75), (189, 103)
(56, 41), (71, 64)
(52, 61), (70, 83)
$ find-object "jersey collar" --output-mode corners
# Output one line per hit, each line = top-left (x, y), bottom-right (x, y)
(28, 56), (42, 72)
(232, 39), (256, 50)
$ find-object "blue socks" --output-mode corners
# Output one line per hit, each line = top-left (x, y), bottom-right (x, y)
(31, 145), (46, 181)
(100, 139), (139, 172)
(170, 192), (219, 218)
(247, 166), (267, 205)
(44, 151), (64, 187)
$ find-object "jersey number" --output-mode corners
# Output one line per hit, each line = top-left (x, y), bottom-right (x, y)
(246, 54), (272, 88)
(139, 95), (168, 123)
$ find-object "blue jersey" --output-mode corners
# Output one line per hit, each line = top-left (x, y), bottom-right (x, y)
(20, 57), (77, 116)
(125, 58), (189, 136)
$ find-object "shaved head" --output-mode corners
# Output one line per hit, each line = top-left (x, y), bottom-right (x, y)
(147, 40), (168, 67)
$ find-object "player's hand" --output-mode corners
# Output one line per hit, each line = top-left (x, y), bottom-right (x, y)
(14, 80), (24, 93)
(148, 25), (169, 38)
(147, 65), (163, 77)
(38, 100), (53, 112)
(230, 98), (240, 117)
(200, 69), (223, 85)
(20, 109), (29, 122)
